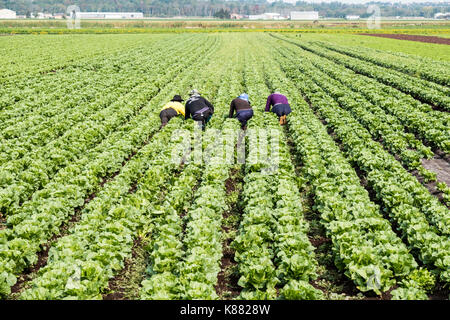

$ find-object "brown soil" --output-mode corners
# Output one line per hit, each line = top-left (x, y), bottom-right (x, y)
(225, 168), (240, 196)
(428, 283), (450, 300)
(421, 157), (450, 186)
(215, 244), (241, 299)
(360, 33), (450, 45)
(0, 213), (6, 230)
(7, 131), (156, 297)
(362, 286), (398, 300)
(283, 123), (364, 300)
(409, 156), (450, 208)
(10, 242), (51, 295)
(102, 237), (145, 300)
(9, 196), (88, 296)
(215, 167), (243, 299)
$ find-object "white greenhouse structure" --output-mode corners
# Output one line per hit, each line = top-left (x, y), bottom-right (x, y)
(72, 12), (144, 19)
(290, 11), (319, 20)
(0, 9), (16, 19)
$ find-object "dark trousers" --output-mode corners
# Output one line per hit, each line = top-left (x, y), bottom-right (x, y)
(272, 104), (292, 117)
(160, 108), (178, 125)
(193, 109), (213, 131)
(236, 109), (253, 127)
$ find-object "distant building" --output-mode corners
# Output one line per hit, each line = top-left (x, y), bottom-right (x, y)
(435, 12), (450, 19)
(37, 12), (53, 19)
(0, 9), (16, 19)
(248, 14), (265, 20)
(264, 13), (281, 20)
(290, 11), (319, 20)
(73, 12), (144, 19)
(346, 15), (360, 20)
(230, 13), (243, 20)
(248, 13), (285, 20)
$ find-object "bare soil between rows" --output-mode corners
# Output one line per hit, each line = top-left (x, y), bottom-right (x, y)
(422, 157), (450, 186)
(359, 33), (450, 45)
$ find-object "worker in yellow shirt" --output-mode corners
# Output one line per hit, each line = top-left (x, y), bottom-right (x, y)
(160, 95), (185, 128)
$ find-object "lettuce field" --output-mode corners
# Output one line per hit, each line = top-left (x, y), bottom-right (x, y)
(0, 33), (449, 300)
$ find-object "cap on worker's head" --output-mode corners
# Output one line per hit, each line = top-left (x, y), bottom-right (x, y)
(238, 93), (249, 101)
(171, 95), (184, 102)
(271, 88), (281, 94)
(189, 89), (200, 96)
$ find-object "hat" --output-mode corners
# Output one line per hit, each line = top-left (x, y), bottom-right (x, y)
(171, 95), (184, 102)
(238, 93), (249, 101)
(189, 89), (200, 96)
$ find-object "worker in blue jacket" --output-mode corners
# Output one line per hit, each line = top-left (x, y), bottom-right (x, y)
(229, 93), (253, 130)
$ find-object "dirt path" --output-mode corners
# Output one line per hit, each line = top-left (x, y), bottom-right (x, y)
(359, 33), (450, 45)
(422, 157), (450, 186)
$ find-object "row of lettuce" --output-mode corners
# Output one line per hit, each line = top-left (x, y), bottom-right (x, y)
(263, 34), (449, 291)
(0, 35), (210, 217)
(0, 34), (221, 297)
(14, 33), (232, 298)
(141, 41), (245, 299)
(281, 35), (450, 111)
(1, 33), (448, 300)
(0, 34), (157, 83)
(303, 39), (449, 88)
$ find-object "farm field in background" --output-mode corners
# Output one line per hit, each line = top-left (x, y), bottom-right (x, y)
(0, 18), (450, 35)
(0, 32), (449, 301)
(291, 33), (450, 61)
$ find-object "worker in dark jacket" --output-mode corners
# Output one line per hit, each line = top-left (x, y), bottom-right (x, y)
(265, 91), (291, 125)
(159, 95), (185, 128)
(229, 93), (253, 130)
(185, 89), (214, 130)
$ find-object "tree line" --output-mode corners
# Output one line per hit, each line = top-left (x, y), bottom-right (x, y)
(1, 0), (449, 18)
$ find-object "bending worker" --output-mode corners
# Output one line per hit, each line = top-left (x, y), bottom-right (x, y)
(185, 89), (214, 130)
(265, 91), (292, 125)
(229, 93), (253, 130)
(160, 94), (185, 128)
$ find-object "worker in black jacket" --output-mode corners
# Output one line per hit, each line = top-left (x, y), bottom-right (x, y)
(185, 89), (214, 130)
